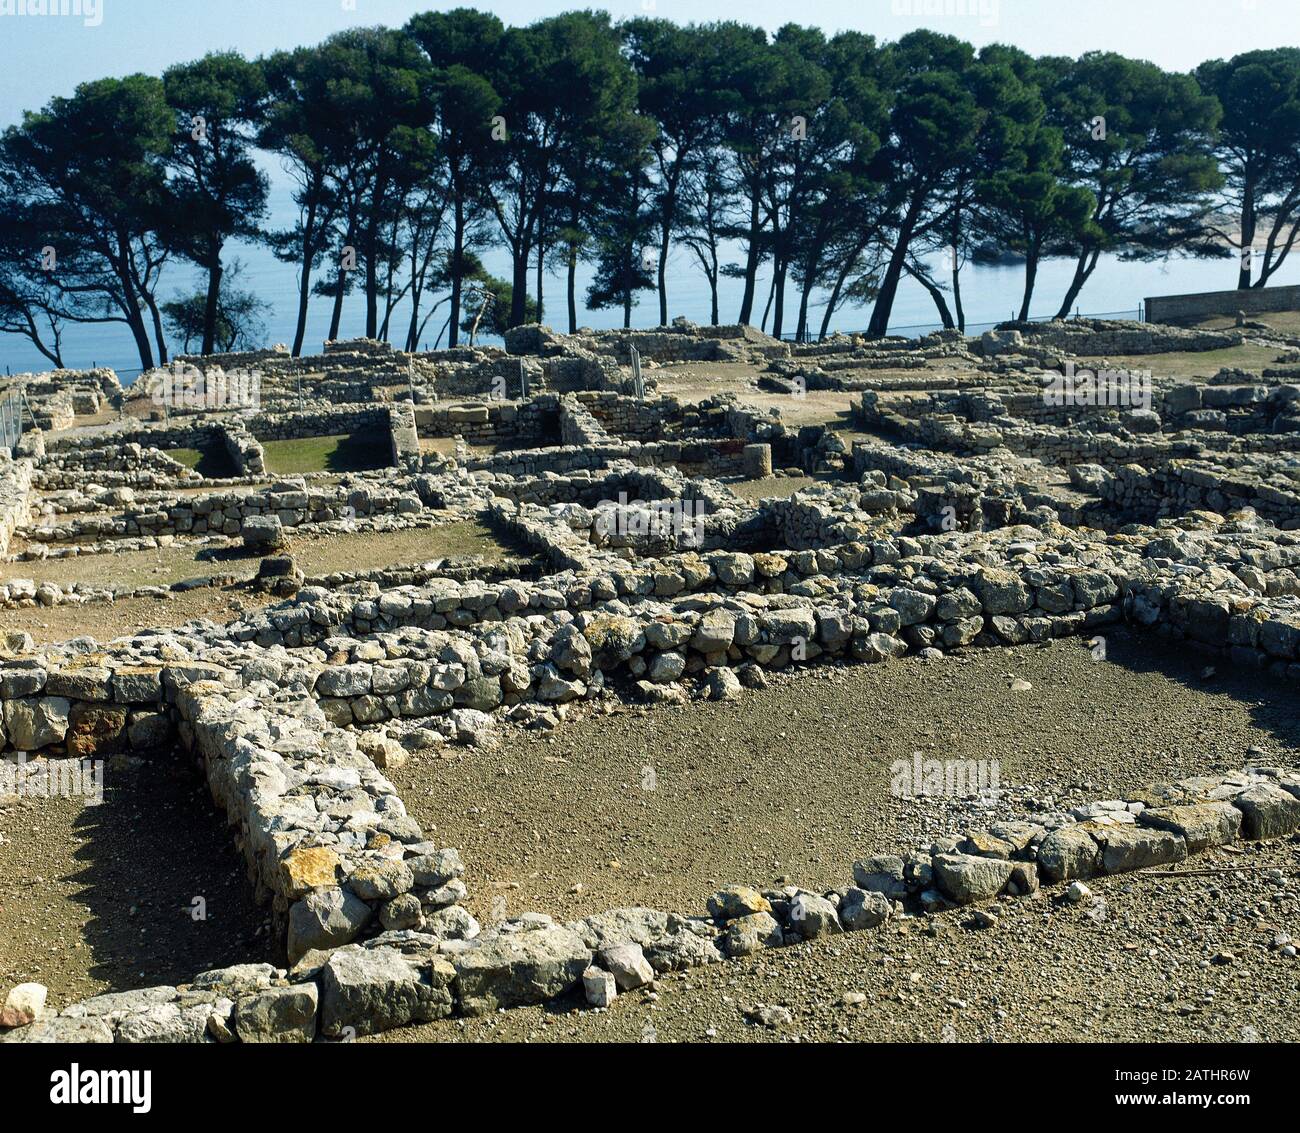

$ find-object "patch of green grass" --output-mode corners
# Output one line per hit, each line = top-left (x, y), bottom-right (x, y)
(261, 428), (391, 475)
(169, 446), (237, 478)
(1196, 310), (1300, 336)
(1108, 342), (1290, 380)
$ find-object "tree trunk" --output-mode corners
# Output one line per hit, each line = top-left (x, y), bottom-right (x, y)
(123, 291), (154, 370)
(535, 234), (545, 325)
(201, 251), (223, 356)
(819, 231), (872, 340)
(113, 236), (155, 370)
(657, 220), (670, 327)
(1053, 247), (1099, 319)
(292, 247), (314, 357)
(948, 210), (964, 332)
(1017, 238), (1041, 322)
(771, 259), (787, 339)
(16, 309), (64, 368)
(364, 225), (379, 339)
(654, 163), (682, 327)
(796, 280), (812, 342)
(510, 243), (529, 327)
(328, 210), (357, 344)
(737, 182), (763, 325)
(1238, 176), (1257, 289)
(404, 242), (421, 353)
(144, 290), (169, 365)
(867, 193), (924, 337)
(795, 226), (828, 342)
(904, 262), (953, 329)
(622, 261), (632, 329)
(290, 187), (322, 357)
(448, 197), (465, 348)
(952, 257), (965, 333)
(820, 267), (849, 341)
(327, 272), (344, 343)
(566, 239), (578, 334)
(770, 211), (788, 339)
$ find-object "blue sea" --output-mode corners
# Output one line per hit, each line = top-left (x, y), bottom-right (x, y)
(3, 161), (1294, 382)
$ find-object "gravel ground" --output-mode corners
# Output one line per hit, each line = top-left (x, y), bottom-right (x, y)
(0, 587), (268, 646)
(390, 630), (1299, 927)
(4, 629), (1297, 1039)
(724, 474), (821, 502)
(379, 838), (1299, 1044)
(0, 757), (270, 1012)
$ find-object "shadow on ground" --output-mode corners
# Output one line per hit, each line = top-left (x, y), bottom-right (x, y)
(66, 757), (269, 990)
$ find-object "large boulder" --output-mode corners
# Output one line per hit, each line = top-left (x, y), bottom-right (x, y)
(839, 888), (892, 930)
(319, 945), (454, 1038)
(932, 853), (1014, 904)
(0, 983), (48, 1028)
(1096, 826), (1187, 874)
(691, 609), (736, 654)
(785, 892), (842, 939)
(233, 984), (318, 1044)
(971, 568), (1032, 615)
(241, 514), (286, 552)
(286, 887), (372, 963)
(1036, 825), (1103, 882)
(453, 924), (591, 1016)
(1233, 784), (1300, 839)
(707, 885), (770, 921)
(3, 697), (70, 749)
(1137, 802), (1241, 853)
(719, 912), (783, 958)
(597, 943), (655, 991)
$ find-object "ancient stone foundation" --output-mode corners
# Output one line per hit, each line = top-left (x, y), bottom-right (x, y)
(4, 318), (1300, 1041)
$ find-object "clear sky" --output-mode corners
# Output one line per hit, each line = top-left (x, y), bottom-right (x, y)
(1, 0), (1298, 125)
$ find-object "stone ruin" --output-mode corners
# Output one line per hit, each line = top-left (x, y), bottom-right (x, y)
(3, 315), (1300, 1041)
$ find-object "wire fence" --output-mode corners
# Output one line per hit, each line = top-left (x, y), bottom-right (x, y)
(778, 305), (1147, 343)
(4, 304), (1149, 372)
(1, 362), (148, 382)
(0, 390), (23, 454)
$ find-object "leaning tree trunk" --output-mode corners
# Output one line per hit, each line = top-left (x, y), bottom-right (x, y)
(737, 185), (763, 325)
(904, 262), (954, 329)
(1053, 247), (1099, 319)
(868, 187), (928, 337)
